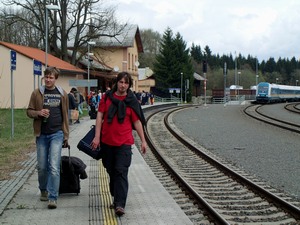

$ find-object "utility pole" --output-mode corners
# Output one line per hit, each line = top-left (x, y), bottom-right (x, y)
(224, 62), (227, 105)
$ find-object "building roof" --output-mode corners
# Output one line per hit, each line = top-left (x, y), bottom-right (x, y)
(67, 50), (112, 71)
(94, 24), (143, 53)
(0, 41), (85, 74)
(138, 67), (154, 80)
(193, 72), (206, 81)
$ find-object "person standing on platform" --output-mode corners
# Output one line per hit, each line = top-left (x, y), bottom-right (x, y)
(79, 92), (85, 113)
(149, 92), (154, 105)
(91, 72), (147, 216)
(26, 67), (69, 209)
(71, 87), (81, 123)
(68, 89), (78, 124)
(97, 90), (102, 105)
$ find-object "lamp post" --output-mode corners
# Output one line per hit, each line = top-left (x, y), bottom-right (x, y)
(180, 72), (183, 104)
(204, 72), (207, 107)
(224, 62), (227, 105)
(256, 56), (259, 86)
(45, 4), (60, 68)
(256, 75), (259, 95)
(276, 78), (279, 84)
(87, 41), (96, 94)
(234, 51), (237, 85)
(202, 51), (208, 107)
(184, 79), (189, 104)
(237, 71), (241, 99)
(296, 80), (299, 86)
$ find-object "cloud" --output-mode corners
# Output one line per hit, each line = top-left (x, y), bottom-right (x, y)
(113, 0), (300, 62)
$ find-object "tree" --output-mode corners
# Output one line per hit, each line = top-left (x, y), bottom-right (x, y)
(263, 57), (277, 73)
(190, 43), (203, 64)
(139, 28), (161, 68)
(153, 28), (193, 100)
(153, 27), (175, 91)
(0, 0), (127, 65)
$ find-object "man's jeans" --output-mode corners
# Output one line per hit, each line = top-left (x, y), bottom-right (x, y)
(78, 103), (83, 114)
(36, 130), (63, 201)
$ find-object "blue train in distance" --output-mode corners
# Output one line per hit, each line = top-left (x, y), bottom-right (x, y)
(256, 82), (300, 103)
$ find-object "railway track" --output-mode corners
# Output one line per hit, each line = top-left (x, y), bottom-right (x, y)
(244, 104), (300, 133)
(139, 105), (300, 224)
(285, 103), (300, 114)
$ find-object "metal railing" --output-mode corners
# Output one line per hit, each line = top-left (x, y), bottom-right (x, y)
(154, 95), (181, 103)
(152, 95), (255, 104)
(212, 95), (255, 104)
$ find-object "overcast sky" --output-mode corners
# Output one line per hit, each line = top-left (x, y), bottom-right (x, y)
(110, 0), (300, 62)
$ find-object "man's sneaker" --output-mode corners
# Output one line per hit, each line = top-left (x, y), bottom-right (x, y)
(115, 207), (125, 216)
(48, 200), (57, 209)
(40, 191), (48, 201)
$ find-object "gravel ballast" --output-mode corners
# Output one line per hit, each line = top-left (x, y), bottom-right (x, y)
(172, 104), (300, 200)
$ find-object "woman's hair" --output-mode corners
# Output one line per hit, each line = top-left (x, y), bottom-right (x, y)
(44, 67), (60, 79)
(112, 72), (133, 92)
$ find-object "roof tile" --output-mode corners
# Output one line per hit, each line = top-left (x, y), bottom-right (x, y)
(0, 41), (85, 74)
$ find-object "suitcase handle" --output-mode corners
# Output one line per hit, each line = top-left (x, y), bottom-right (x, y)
(62, 144), (71, 157)
(61, 145), (72, 170)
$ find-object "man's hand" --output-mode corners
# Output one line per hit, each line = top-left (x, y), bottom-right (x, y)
(62, 140), (69, 148)
(141, 141), (147, 154)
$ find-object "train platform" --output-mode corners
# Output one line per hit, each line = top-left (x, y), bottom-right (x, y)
(0, 112), (193, 224)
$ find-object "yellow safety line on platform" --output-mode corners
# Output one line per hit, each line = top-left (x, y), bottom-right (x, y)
(99, 162), (118, 225)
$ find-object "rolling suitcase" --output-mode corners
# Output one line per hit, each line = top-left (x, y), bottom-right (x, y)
(59, 146), (87, 195)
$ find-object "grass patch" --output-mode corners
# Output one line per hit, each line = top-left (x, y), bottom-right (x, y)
(0, 109), (35, 180)
(80, 108), (89, 118)
(0, 107), (90, 180)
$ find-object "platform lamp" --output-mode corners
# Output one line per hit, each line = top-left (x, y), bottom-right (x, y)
(45, 4), (60, 68)
(255, 57), (259, 87)
(180, 72), (183, 104)
(87, 41), (96, 94)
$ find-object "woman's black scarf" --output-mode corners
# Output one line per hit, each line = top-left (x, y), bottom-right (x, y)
(106, 90), (146, 126)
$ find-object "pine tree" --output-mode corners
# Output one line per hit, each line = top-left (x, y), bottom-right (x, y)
(153, 28), (193, 101)
(153, 27), (175, 91)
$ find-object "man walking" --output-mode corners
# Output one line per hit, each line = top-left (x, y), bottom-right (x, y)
(27, 67), (69, 209)
(91, 72), (147, 216)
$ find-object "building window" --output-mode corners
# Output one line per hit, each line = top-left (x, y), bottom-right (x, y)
(128, 53), (130, 70)
(132, 54), (134, 71)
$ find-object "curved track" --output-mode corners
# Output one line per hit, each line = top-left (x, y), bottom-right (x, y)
(244, 104), (300, 133)
(142, 105), (300, 224)
(285, 103), (300, 114)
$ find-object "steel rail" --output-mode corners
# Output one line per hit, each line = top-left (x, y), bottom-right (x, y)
(145, 106), (230, 225)
(244, 104), (300, 134)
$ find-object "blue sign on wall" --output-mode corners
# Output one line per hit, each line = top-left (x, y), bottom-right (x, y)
(10, 50), (16, 70)
(33, 60), (42, 76)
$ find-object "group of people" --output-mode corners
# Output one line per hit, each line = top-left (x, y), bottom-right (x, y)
(86, 90), (101, 107)
(134, 90), (154, 105)
(26, 67), (147, 216)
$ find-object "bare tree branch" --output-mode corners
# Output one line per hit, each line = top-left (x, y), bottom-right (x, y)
(0, 0), (128, 66)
